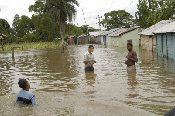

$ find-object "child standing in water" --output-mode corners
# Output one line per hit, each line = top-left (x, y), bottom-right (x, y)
(84, 45), (96, 72)
(125, 43), (138, 73)
(16, 79), (36, 106)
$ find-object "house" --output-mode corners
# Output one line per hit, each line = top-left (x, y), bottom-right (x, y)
(107, 27), (140, 48)
(153, 21), (175, 60)
(139, 20), (173, 51)
(89, 32), (102, 44)
(77, 34), (89, 45)
(67, 36), (75, 45)
(100, 28), (120, 46)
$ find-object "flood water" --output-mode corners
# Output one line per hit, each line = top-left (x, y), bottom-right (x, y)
(0, 45), (175, 116)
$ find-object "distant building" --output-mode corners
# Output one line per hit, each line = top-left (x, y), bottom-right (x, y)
(67, 36), (75, 45)
(89, 32), (102, 44)
(107, 27), (139, 48)
(100, 28), (120, 46)
(139, 20), (173, 51)
(154, 21), (175, 60)
(77, 34), (89, 45)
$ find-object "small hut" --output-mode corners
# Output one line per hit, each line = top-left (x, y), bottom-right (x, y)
(139, 20), (173, 51)
(67, 36), (75, 45)
(89, 32), (101, 44)
(107, 27), (139, 48)
(154, 21), (175, 60)
(77, 34), (89, 45)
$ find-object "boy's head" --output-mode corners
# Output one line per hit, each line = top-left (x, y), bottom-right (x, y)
(18, 79), (30, 91)
(88, 45), (94, 53)
(127, 43), (133, 51)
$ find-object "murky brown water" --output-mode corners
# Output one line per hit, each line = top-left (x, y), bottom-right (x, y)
(0, 45), (175, 116)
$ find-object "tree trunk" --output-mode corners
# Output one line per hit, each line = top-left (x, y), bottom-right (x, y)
(59, 20), (65, 53)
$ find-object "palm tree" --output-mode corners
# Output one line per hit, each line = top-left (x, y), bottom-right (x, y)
(45, 0), (79, 51)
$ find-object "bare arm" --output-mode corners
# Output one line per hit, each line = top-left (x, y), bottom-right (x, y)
(128, 52), (138, 62)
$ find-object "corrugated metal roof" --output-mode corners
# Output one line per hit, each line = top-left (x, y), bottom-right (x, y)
(139, 20), (173, 35)
(108, 28), (137, 37)
(89, 32), (101, 37)
(100, 28), (120, 36)
(154, 21), (175, 33)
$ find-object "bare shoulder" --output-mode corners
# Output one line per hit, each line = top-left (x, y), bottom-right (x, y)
(132, 51), (137, 55)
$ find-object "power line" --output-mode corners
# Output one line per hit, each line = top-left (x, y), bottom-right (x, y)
(76, 0), (137, 28)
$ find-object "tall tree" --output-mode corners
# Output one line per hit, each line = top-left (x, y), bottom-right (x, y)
(12, 15), (34, 38)
(29, 0), (45, 15)
(0, 18), (10, 35)
(45, 0), (79, 45)
(135, 0), (175, 28)
(100, 10), (134, 30)
(29, 0), (59, 41)
(31, 14), (59, 41)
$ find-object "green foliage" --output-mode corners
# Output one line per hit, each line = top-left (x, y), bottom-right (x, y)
(12, 14), (34, 38)
(0, 18), (10, 36)
(45, 0), (79, 43)
(80, 25), (89, 34)
(31, 14), (59, 41)
(136, 0), (175, 28)
(2, 42), (60, 51)
(65, 23), (83, 36)
(2, 0), (85, 46)
(29, 0), (45, 15)
(100, 10), (135, 30)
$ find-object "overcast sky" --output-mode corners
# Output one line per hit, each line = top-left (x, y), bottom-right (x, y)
(0, 0), (138, 29)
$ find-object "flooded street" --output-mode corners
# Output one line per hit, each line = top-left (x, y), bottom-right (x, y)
(0, 45), (175, 115)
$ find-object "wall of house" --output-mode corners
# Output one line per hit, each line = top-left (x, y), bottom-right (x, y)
(101, 35), (107, 46)
(156, 33), (175, 60)
(107, 29), (140, 48)
(140, 35), (156, 51)
(91, 36), (101, 44)
(77, 37), (89, 45)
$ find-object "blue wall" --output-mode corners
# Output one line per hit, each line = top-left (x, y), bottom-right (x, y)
(156, 33), (175, 60)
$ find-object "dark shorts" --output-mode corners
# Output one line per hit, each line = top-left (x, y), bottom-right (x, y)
(17, 97), (32, 104)
(85, 66), (94, 72)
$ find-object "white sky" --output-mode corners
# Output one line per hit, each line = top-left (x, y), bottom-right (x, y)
(0, 0), (138, 29)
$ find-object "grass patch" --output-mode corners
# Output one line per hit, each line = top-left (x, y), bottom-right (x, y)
(0, 42), (61, 51)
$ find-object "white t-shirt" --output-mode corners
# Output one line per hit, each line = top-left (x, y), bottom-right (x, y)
(16, 89), (36, 106)
(84, 51), (95, 68)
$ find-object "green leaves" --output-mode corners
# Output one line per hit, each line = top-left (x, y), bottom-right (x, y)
(136, 0), (175, 28)
(29, 0), (45, 15)
(0, 18), (10, 35)
(100, 10), (135, 30)
(12, 15), (34, 38)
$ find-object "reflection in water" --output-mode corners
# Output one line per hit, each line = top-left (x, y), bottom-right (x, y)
(85, 72), (96, 86)
(126, 72), (139, 106)
(127, 73), (137, 91)
(0, 46), (175, 115)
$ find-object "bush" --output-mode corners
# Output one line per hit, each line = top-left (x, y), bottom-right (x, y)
(22, 33), (39, 42)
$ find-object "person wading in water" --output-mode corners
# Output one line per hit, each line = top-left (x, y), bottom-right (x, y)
(125, 42), (138, 73)
(84, 45), (96, 72)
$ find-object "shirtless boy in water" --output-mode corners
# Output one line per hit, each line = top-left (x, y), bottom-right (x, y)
(125, 43), (138, 73)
